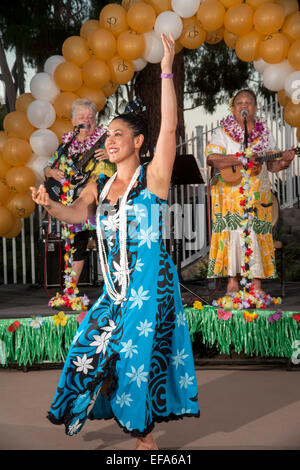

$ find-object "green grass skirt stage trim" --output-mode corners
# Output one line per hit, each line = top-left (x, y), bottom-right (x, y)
(0, 307), (300, 366)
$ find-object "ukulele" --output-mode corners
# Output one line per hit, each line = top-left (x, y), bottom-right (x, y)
(44, 132), (108, 201)
(221, 147), (300, 184)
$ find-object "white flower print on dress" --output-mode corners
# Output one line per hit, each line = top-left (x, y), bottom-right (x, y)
(120, 339), (138, 358)
(135, 258), (144, 271)
(179, 373), (195, 389)
(102, 212), (119, 232)
(176, 311), (186, 327)
(116, 393), (133, 408)
(73, 353), (94, 375)
(171, 349), (189, 369)
(138, 226), (158, 248)
(126, 364), (148, 388)
(136, 319), (153, 337)
(129, 286), (150, 309)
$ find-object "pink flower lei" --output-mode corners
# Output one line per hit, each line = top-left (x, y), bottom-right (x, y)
(220, 114), (271, 156)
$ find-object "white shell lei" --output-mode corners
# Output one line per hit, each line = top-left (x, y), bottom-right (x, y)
(96, 165), (141, 304)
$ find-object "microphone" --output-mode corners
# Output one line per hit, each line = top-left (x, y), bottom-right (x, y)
(241, 110), (248, 119)
(77, 123), (86, 130)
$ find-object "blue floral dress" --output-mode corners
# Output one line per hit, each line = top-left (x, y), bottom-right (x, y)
(47, 163), (200, 437)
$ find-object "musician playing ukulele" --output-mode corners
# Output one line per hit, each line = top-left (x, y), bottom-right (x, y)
(44, 98), (108, 285)
(206, 89), (294, 296)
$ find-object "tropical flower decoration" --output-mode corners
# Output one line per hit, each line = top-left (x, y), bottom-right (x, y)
(217, 309), (232, 321)
(8, 320), (20, 333)
(53, 311), (69, 326)
(193, 300), (203, 310)
(243, 311), (258, 323)
(30, 315), (44, 329)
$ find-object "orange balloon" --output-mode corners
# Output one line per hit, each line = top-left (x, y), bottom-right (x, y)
(122, 0), (141, 9)
(0, 207), (14, 236)
(99, 4), (128, 36)
(205, 27), (224, 44)
(297, 126), (300, 141)
(102, 81), (119, 97)
(220, 0), (242, 6)
(76, 85), (106, 111)
(2, 216), (22, 238)
(2, 138), (32, 167)
(144, 0), (171, 14)
(253, 3), (285, 35)
(108, 56), (135, 85)
(0, 178), (12, 204)
(49, 118), (73, 142)
(235, 29), (262, 62)
(15, 93), (35, 113)
(288, 39), (300, 70)
(3, 111), (35, 141)
(6, 166), (36, 193)
(127, 2), (156, 34)
(197, 0), (225, 32)
(224, 4), (253, 36)
(179, 19), (207, 49)
(83, 58), (111, 89)
(259, 33), (290, 64)
(53, 92), (80, 120)
(282, 12), (300, 42)
(0, 131), (8, 153)
(117, 30), (145, 60)
(274, 0), (299, 17)
(284, 101), (300, 127)
(62, 36), (91, 66)
(54, 61), (83, 92)
(80, 20), (100, 40)
(0, 154), (11, 178)
(246, 0), (270, 8)
(6, 192), (35, 219)
(224, 29), (238, 48)
(277, 89), (291, 107)
(88, 28), (117, 61)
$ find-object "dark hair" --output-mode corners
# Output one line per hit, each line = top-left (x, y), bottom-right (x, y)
(232, 89), (257, 106)
(111, 111), (149, 156)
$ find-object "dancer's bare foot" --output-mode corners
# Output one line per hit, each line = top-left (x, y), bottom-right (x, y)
(135, 432), (158, 450)
(226, 276), (239, 294)
(252, 278), (265, 294)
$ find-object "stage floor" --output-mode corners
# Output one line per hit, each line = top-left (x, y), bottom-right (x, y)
(0, 278), (299, 320)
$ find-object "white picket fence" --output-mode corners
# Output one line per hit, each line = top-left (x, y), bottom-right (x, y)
(1, 96), (299, 284)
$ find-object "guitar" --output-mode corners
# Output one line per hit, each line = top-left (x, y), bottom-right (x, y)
(45, 132), (109, 201)
(221, 147), (300, 184)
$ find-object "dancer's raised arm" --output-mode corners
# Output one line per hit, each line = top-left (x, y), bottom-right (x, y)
(147, 33), (177, 200)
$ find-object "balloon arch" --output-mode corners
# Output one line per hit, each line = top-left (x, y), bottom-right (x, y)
(0, 0), (300, 238)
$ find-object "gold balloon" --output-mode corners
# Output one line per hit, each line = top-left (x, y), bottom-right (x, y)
(127, 2), (156, 34)
(253, 3), (285, 35)
(117, 30), (145, 60)
(0, 177), (12, 204)
(224, 29), (238, 48)
(49, 118), (73, 142)
(288, 39), (300, 70)
(2, 138), (32, 167)
(6, 192), (35, 219)
(62, 36), (91, 66)
(0, 154), (11, 178)
(0, 207), (14, 237)
(246, 0), (270, 8)
(205, 27), (224, 45)
(0, 131), (8, 153)
(282, 12), (300, 42)
(220, 0), (242, 7)
(15, 93), (35, 113)
(2, 217), (22, 238)
(277, 89), (291, 107)
(54, 61), (83, 92)
(108, 56), (135, 85)
(6, 166), (36, 193)
(144, 0), (171, 14)
(235, 29), (262, 62)
(53, 92), (80, 120)
(297, 126), (300, 141)
(88, 28), (117, 61)
(3, 111), (35, 141)
(274, 0), (299, 17)
(76, 85), (106, 111)
(122, 0), (141, 9)
(102, 81), (119, 97)
(179, 19), (207, 49)
(99, 4), (128, 36)
(80, 20), (100, 40)
(284, 101), (300, 127)
(224, 4), (253, 36)
(83, 58), (111, 89)
(259, 33), (290, 64)
(197, 0), (225, 32)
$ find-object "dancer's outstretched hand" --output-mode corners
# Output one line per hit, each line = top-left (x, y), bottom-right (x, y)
(160, 33), (175, 73)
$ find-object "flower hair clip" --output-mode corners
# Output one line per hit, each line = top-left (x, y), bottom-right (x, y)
(229, 96), (234, 114)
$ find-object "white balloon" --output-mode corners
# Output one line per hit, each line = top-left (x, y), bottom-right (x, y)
(133, 57), (148, 72)
(284, 70), (300, 99)
(142, 31), (164, 64)
(263, 60), (295, 92)
(29, 129), (59, 157)
(253, 58), (268, 74)
(171, 0), (201, 18)
(44, 55), (66, 76)
(154, 11), (183, 40)
(27, 100), (56, 129)
(27, 153), (50, 186)
(30, 72), (60, 103)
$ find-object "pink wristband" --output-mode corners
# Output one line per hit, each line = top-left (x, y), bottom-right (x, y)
(160, 73), (174, 79)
